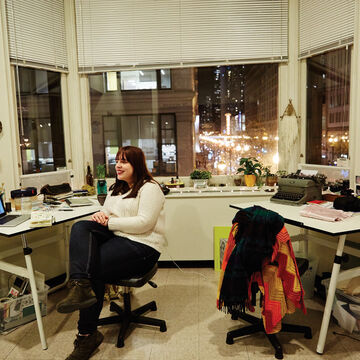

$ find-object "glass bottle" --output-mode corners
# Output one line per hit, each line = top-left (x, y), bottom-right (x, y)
(86, 165), (94, 186)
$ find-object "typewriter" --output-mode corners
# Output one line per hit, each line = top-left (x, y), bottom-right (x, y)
(270, 177), (322, 205)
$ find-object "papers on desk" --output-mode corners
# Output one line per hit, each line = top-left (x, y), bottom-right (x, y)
(29, 211), (54, 228)
(300, 203), (353, 222)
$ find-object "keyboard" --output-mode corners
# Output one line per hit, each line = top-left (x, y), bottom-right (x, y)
(0, 215), (19, 224)
(271, 191), (303, 202)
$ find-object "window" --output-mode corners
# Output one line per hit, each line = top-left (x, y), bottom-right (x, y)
(120, 70), (171, 91)
(89, 65), (278, 177)
(306, 47), (351, 166)
(15, 67), (66, 174)
(94, 113), (176, 177)
(196, 64), (279, 174)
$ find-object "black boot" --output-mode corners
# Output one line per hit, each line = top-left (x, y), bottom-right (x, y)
(66, 330), (104, 360)
(56, 279), (97, 314)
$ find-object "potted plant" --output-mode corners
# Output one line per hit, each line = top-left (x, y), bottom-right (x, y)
(263, 166), (278, 186)
(236, 157), (262, 187)
(190, 169), (212, 188)
(276, 169), (287, 178)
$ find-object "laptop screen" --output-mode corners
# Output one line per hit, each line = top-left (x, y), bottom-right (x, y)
(0, 197), (6, 217)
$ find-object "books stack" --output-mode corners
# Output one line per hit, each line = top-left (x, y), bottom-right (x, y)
(45, 191), (73, 200)
(65, 198), (93, 207)
(29, 211), (54, 228)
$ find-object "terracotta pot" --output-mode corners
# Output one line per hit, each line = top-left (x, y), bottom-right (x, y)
(234, 178), (243, 186)
(266, 176), (278, 186)
(244, 174), (256, 187)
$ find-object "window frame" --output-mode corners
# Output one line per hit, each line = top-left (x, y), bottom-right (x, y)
(13, 66), (67, 175)
(119, 69), (172, 92)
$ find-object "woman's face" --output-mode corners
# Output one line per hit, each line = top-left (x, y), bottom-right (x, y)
(115, 155), (135, 186)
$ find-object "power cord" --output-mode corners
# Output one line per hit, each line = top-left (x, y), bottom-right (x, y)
(163, 249), (209, 281)
(333, 331), (360, 342)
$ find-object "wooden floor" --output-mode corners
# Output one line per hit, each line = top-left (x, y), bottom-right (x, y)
(1, 268), (360, 359)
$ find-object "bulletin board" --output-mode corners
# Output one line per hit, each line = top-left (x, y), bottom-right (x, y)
(213, 226), (231, 271)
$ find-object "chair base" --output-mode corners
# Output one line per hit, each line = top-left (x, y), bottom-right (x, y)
(98, 293), (167, 348)
(226, 312), (312, 359)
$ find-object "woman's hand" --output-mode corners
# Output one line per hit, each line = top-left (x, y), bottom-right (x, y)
(91, 211), (109, 226)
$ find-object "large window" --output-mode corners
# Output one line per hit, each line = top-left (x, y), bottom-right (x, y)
(306, 47), (351, 166)
(196, 64), (279, 174)
(15, 67), (66, 174)
(89, 65), (278, 177)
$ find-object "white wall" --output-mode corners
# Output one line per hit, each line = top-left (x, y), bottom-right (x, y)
(0, 0), (360, 281)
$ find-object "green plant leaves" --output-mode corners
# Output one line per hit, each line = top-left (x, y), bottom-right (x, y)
(190, 169), (212, 179)
(237, 157), (262, 176)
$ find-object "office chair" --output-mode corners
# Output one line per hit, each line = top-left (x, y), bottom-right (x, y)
(98, 264), (167, 348)
(226, 257), (312, 359)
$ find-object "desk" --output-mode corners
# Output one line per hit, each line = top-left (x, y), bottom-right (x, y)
(230, 200), (360, 355)
(0, 203), (100, 350)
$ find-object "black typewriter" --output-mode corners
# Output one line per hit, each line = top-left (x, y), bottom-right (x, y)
(270, 178), (322, 205)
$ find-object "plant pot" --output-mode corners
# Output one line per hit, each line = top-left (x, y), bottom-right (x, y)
(266, 175), (278, 186)
(234, 178), (243, 186)
(244, 174), (256, 187)
(192, 179), (208, 189)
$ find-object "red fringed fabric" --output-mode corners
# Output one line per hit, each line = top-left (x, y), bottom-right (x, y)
(217, 225), (306, 334)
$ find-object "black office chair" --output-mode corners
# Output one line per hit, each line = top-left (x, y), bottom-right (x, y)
(98, 264), (167, 348)
(226, 258), (312, 359)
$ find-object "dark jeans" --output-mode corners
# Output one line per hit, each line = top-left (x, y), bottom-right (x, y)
(69, 220), (160, 334)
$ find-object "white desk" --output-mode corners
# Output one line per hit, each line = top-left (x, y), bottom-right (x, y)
(0, 203), (100, 349)
(230, 200), (360, 355)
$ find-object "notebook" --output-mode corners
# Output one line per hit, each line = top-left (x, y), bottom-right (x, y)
(65, 198), (93, 207)
(0, 197), (30, 227)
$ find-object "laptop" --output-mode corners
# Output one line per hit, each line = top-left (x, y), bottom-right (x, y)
(0, 197), (31, 227)
(65, 197), (93, 207)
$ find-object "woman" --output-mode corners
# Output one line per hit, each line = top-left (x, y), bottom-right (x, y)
(57, 146), (166, 360)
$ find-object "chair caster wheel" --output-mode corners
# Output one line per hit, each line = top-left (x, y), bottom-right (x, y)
(275, 351), (283, 359)
(226, 336), (234, 345)
(160, 323), (167, 332)
(109, 302), (117, 312)
(116, 340), (124, 348)
(150, 301), (157, 311)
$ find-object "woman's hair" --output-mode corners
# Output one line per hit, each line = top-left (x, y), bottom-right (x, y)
(109, 146), (156, 198)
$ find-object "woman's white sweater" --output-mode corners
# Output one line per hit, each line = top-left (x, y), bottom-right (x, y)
(102, 181), (167, 253)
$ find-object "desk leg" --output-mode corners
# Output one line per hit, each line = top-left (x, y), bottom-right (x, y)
(316, 234), (346, 354)
(21, 234), (48, 350)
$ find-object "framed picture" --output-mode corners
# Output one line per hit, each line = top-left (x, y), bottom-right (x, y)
(214, 226), (231, 271)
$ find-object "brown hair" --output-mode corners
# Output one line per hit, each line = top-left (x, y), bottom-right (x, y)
(109, 146), (156, 198)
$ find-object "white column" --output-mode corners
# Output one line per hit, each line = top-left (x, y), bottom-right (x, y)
(63, 0), (92, 189)
(278, 0), (300, 174)
(0, 0), (20, 198)
(349, 1), (360, 190)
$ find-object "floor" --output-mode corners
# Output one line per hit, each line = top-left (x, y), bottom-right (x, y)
(1, 268), (360, 359)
